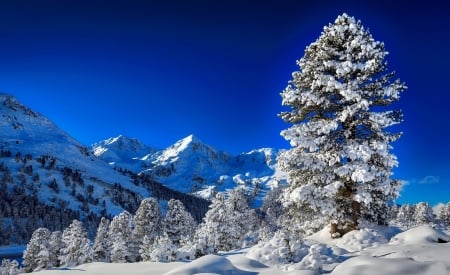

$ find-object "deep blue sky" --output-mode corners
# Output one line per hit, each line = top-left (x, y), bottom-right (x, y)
(0, 0), (449, 205)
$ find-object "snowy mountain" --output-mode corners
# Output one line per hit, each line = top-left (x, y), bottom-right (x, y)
(91, 134), (285, 206)
(91, 135), (158, 172)
(0, 93), (151, 213)
(0, 94), (208, 244)
(0, 94), (279, 245)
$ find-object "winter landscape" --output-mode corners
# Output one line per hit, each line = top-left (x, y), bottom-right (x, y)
(1, 1), (450, 275)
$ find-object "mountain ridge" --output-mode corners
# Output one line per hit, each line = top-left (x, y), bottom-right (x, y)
(91, 133), (285, 206)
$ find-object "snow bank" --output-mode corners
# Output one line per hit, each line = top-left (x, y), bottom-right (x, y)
(164, 254), (257, 275)
(246, 233), (308, 266)
(334, 227), (389, 252)
(330, 255), (450, 275)
(389, 225), (450, 245)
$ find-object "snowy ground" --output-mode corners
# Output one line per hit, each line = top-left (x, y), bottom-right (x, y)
(28, 225), (450, 275)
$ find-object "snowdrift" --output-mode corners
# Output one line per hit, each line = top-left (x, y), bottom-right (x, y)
(164, 254), (257, 275)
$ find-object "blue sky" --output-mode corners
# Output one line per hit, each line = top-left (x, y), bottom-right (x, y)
(0, 0), (449, 205)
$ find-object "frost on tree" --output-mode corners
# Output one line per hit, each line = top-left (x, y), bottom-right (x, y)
(49, 231), (64, 267)
(23, 227), (51, 272)
(92, 217), (110, 262)
(133, 198), (162, 246)
(109, 211), (134, 263)
(164, 199), (196, 247)
(195, 189), (258, 253)
(59, 220), (91, 267)
(413, 202), (435, 225)
(438, 202), (450, 225)
(278, 13), (406, 237)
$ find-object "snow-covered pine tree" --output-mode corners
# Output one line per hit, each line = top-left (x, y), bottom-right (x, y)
(139, 235), (153, 262)
(133, 197), (162, 247)
(195, 189), (258, 253)
(92, 217), (110, 262)
(225, 188), (258, 247)
(278, 13), (406, 237)
(109, 211), (134, 263)
(0, 259), (20, 275)
(438, 202), (450, 225)
(260, 186), (284, 241)
(48, 231), (63, 268)
(413, 202), (435, 225)
(164, 199), (196, 247)
(147, 233), (177, 262)
(23, 227), (51, 272)
(195, 193), (227, 254)
(59, 220), (91, 267)
(395, 204), (415, 229)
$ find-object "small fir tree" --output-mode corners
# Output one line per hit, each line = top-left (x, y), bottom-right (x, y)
(278, 13), (406, 237)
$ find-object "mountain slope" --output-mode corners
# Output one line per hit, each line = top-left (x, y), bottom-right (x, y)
(0, 94), (156, 244)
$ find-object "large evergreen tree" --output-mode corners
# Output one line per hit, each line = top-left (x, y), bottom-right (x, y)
(278, 13), (406, 237)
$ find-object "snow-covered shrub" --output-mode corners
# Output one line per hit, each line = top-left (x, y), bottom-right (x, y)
(247, 230), (308, 266)
(147, 233), (177, 262)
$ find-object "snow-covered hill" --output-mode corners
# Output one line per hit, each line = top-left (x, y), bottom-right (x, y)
(28, 225), (450, 275)
(0, 94), (158, 242)
(92, 134), (286, 206)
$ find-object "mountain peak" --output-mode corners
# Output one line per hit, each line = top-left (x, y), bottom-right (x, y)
(103, 134), (143, 148)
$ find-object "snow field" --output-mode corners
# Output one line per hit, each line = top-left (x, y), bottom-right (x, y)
(29, 225), (450, 275)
